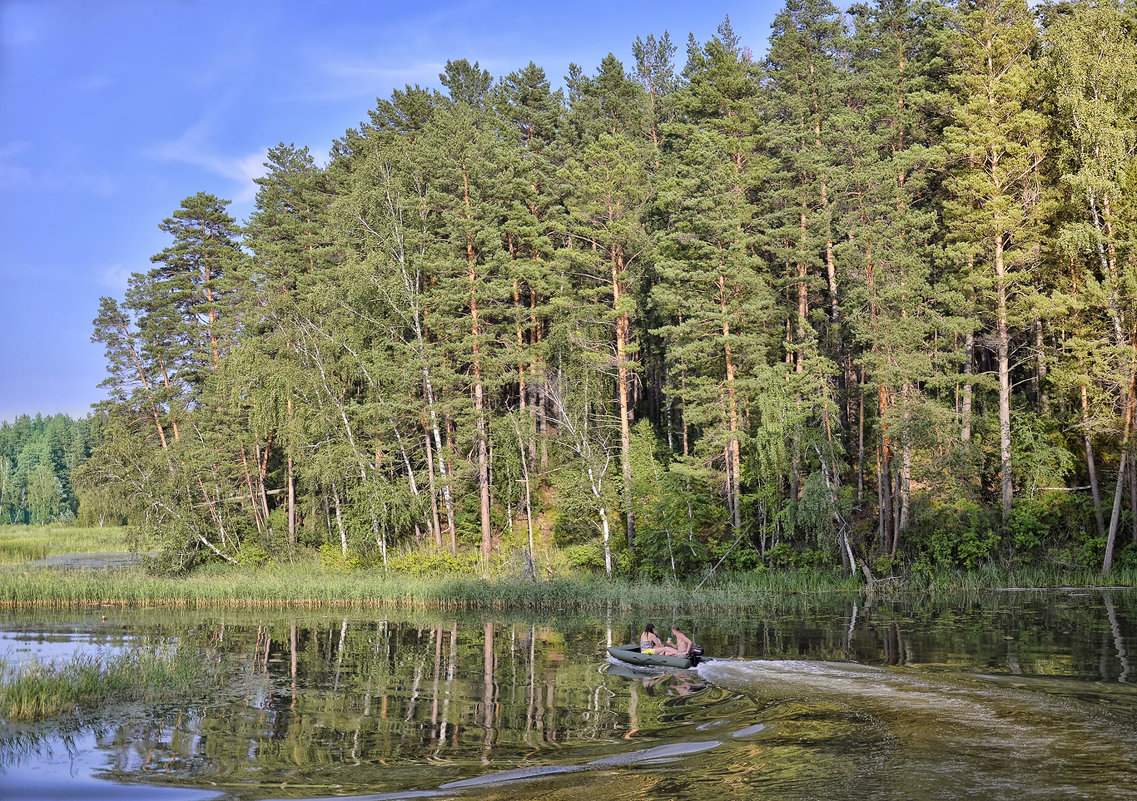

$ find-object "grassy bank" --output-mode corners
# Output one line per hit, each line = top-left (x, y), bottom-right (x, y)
(903, 562), (1137, 593)
(0, 525), (130, 565)
(0, 558), (1133, 611)
(0, 647), (215, 722)
(0, 560), (860, 610)
(1, 526), (1133, 608)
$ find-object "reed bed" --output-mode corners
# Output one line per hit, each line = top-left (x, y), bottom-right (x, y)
(0, 647), (211, 722)
(909, 563), (1137, 593)
(0, 557), (1130, 612)
(0, 526), (130, 565)
(0, 562), (860, 612)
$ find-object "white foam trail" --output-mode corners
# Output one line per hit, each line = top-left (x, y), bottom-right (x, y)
(439, 741), (722, 789)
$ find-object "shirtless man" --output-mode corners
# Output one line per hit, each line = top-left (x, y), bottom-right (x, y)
(639, 623), (681, 656)
(666, 624), (694, 655)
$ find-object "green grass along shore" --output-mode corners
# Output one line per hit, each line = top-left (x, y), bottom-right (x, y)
(1, 525), (1133, 610)
(2, 560), (1134, 611)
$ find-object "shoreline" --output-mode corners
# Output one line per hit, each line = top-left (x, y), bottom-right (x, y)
(1, 561), (1134, 611)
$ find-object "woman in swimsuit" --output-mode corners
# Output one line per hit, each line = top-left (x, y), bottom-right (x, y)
(639, 623), (679, 656)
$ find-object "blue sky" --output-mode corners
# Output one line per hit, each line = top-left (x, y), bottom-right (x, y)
(0, 0), (782, 424)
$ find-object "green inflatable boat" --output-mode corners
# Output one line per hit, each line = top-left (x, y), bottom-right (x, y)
(606, 643), (707, 669)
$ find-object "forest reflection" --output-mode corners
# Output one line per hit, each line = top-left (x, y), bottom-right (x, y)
(0, 590), (1133, 799)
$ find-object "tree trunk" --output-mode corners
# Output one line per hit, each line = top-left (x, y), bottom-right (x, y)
(287, 398), (296, 559)
(1104, 374), (1136, 574)
(464, 167), (493, 561)
(1082, 382), (1106, 539)
(423, 369), (456, 550)
(879, 385), (896, 558)
(961, 331), (974, 442)
(511, 414), (536, 580)
(612, 252), (636, 549)
(332, 481), (348, 557)
(1035, 321), (1049, 414)
(721, 274), (742, 534)
(1104, 451), (1128, 576)
(422, 426), (443, 547)
(995, 233), (1013, 521)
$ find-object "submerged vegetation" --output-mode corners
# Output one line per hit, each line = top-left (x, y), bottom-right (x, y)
(0, 647), (217, 722)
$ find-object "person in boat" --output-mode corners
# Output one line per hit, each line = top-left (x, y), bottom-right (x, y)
(639, 623), (681, 656)
(666, 624), (694, 656)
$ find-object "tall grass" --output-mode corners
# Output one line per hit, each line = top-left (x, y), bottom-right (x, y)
(0, 525), (130, 565)
(0, 545), (1131, 611)
(0, 647), (212, 722)
(0, 561), (864, 612)
(907, 563), (1137, 593)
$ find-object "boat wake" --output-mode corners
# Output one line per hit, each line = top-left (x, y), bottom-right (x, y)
(694, 657), (1137, 799)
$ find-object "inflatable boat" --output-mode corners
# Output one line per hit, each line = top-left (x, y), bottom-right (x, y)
(606, 643), (707, 669)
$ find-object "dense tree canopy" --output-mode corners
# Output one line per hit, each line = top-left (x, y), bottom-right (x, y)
(73, 0), (1137, 578)
(0, 414), (104, 525)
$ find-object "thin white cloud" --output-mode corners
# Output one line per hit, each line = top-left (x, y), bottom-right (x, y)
(0, 142), (33, 189)
(98, 262), (134, 292)
(285, 53), (448, 104)
(322, 57), (447, 84)
(145, 120), (267, 203)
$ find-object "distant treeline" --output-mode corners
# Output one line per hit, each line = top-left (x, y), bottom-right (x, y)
(0, 414), (113, 526)
(83, 0), (1137, 578)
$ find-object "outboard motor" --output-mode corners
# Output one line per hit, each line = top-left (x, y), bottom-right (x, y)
(687, 645), (704, 666)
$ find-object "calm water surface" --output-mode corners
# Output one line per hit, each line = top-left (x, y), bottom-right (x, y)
(1, 589), (1135, 800)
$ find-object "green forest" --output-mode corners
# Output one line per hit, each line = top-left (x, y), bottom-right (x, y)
(57, 0), (1137, 580)
(0, 415), (97, 525)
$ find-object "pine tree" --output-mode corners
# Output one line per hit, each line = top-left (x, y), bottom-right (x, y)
(841, 0), (955, 556)
(91, 295), (172, 450)
(562, 56), (654, 550)
(632, 31), (681, 151)
(944, 0), (1044, 522)
(146, 192), (245, 397)
(654, 24), (771, 539)
(421, 100), (514, 560)
(1042, 0), (1137, 572)
(760, 0), (849, 526)
(494, 62), (565, 473)
(243, 143), (335, 554)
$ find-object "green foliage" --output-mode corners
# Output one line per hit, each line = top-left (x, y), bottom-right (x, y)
(559, 543), (606, 573)
(236, 543), (271, 567)
(1011, 410), (1074, 498)
(915, 499), (1001, 570)
(0, 414), (92, 525)
(319, 542), (362, 572)
(797, 471), (835, 544)
(764, 542), (799, 570)
(386, 545), (474, 576)
(64, 4), (1137, 583)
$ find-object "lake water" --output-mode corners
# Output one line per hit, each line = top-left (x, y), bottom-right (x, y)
(1, 589), (1135, 800)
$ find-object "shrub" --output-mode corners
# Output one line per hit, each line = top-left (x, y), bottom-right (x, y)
(319, 542), (362, 571)
(558, 543), (602, 572)
(914, 499), (1000, 569)
(385, 545), (473, 575)
(236, 543), (271, 567)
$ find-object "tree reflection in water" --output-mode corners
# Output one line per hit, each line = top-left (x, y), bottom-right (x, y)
(0, 590), (1133, 800)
